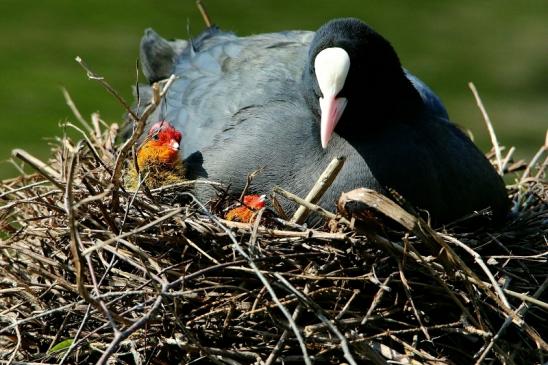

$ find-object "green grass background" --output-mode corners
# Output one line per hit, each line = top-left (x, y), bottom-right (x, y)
(0, 0), (546, 179)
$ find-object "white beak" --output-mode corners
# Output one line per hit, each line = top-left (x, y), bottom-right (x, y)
(314, 47), (350, 148)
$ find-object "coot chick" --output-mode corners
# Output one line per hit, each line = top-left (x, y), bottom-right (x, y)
(225, 194), (267, 223)
(125, 120), (185, 190)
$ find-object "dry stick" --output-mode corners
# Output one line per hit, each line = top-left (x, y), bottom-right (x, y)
(385, 335), (437, 363)
(111, 74), (177, 189)
(367, 341), (428, 365)
(58, 304), (92, 364)
(62, 88), (93, 134)
(149, 179), (222, 192)
(339, 189), (420, 235)
(46, 311), (72, 354)
(361, 274), (394, 325)
(64, 144), (131, 327)
(79, 180), (117, 232)
(7, 156), (27, 177)
(169, 328), (228, 365)
(341, 188), (457, 268)
(5, 315), (21, 365)
(105, 122), (119, 154)
(91, 113), (105, 145)
(397, 260), (430, 340)
(178, 192), (313, 365)
(75, 57), (139, 122)
(11, 149), (63, 189)
(275, 274), (388, 365)
(237, 253), (312, 365)
(400, 240), (544, 361)
(271, 194), (291, 221)
(338, 189), (530, 327)
(366, 194), (548, 352)
(196, 0), (213, 27)
(166, 340), (261, 363)
(468, 82), (503, 175)
(0, 301), (84, 335)
(474, 277), (548, 364)
(273, 186), (351, 225)
(96, 283), (168, 365)
(219, 218), (349, 240)
(151, 82), (161, 106)
(0, 180), (48, 199)
(238, 168), (263, 201)
(81, 206), (184, 256)
(291, 156), (345, 224)
(264, 304), (304, 365)
(67, 297), (163, 361)
(64, 122), (112, 176)
(501, 146), (516, 173)
(0, 255), (76, 297)
(0, 246), (58, 269)
(226, 266), (372, 281)
(248, 207), (265, 249)
(265, 281), (310, 365)
(75, 56), (177, 209)
(403, 241), (482, 328)
(101, 239), (164, 285)
(535, 155), (548, 180)
(336, 191), (483, 331)
(521, 130), (547, 182)
(183, 235), (220, 265)
(91, 248), (165, 364)
(366, 321), (484, 339)
(266, 283), (338, 310)
(499, 286), (548, 310)
(533, 131), (548, 179)
(441, 233), (511, 309)
(335, 289), (360, 320)
(273, 187), (439, 262)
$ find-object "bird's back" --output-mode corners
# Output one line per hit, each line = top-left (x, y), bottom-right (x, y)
(162, 29), (314, 158)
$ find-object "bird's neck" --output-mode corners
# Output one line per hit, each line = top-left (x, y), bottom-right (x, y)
(360, 70), (423, 118)
(338, 73), (424, 139)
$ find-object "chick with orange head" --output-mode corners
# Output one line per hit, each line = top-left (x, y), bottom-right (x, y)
(125, 120), (186, 190)
(225, 194), (266, 223)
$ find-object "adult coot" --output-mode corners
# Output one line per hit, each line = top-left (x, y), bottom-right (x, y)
(135, 18), (509, 226)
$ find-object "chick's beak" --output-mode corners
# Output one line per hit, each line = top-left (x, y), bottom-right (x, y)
(169, 139), (180, 151)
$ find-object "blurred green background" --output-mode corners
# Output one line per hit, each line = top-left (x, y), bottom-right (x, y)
(0, 0), (546, 179)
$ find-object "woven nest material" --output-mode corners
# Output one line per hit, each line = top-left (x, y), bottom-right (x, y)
(0, 88), (547, 365)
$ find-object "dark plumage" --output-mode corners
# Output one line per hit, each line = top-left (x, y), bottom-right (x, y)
(139, 29), (188, 83)
(136, 18), (509, 226)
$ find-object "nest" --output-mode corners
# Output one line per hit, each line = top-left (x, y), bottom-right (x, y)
(1, 74), (547, 365)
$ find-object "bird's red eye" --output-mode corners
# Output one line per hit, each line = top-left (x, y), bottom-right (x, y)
(152, 133), (160, 140)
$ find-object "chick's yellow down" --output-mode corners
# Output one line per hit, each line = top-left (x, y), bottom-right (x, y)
(125, 121), (186, 190)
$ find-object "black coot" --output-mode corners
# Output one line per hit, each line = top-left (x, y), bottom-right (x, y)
(136, 18), (509, 225)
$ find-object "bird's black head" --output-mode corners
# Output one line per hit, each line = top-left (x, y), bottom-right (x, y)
(303, 18), (421, 148)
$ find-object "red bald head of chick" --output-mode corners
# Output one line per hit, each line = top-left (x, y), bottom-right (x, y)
(137, 120), (183, 169)
(225, 195), (266, 223)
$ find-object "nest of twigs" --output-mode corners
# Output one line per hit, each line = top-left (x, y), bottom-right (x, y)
(1, 75), (547, 365)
